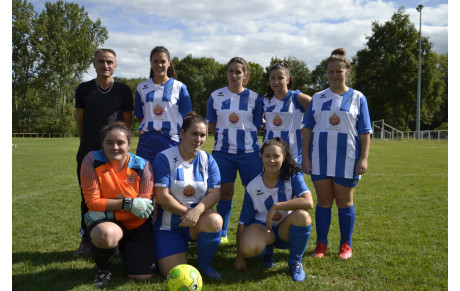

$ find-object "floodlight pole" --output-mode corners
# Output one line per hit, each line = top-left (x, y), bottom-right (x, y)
(416, 4), (423, 140)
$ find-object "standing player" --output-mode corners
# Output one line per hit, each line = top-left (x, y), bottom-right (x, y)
(81, 122), (155, 288)
(234, 138), (313, 281)
(206, 57), (264, 244)
(135, 46), (193, 166)
(74, 48), (133, 256)
(260, 62), (311, 164)
(153, 113), (223, 280)
(301, 48), (372, 260)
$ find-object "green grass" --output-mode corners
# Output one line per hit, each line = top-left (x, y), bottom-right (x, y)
(12, 138), (448, 290)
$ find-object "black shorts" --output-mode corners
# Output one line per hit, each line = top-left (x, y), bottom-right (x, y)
(90, 219), (156, 275)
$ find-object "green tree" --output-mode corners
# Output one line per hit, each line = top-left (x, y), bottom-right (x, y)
(12, 0), (108, 133)
(12, 0), (38, 132)
(173, 55), (226, 116)
(308, 59), (329, 95)
(353, 8), (445, 130)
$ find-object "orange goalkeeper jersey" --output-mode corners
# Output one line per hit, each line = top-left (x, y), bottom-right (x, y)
(81, 150), (154, 229)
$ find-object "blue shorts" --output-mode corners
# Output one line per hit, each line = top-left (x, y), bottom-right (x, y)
(136, 131), (178, 165)
(311, 174), (359, 188)
(212, 151), (263, 185)
(154, 228), (196, 260)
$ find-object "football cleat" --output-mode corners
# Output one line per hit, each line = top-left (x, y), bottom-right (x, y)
(94, 268), (112, 289)
(289, 262), (306, 282)
(312, 241), (327, 258)
(339, 242), (353, 260)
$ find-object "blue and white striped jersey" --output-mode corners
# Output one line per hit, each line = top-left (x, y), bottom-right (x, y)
(135, 78), (192, 142)
(152, 146), (221, 231)
(302, 88), (372, 179)
(206, 87), (263, 154)
(238, 172), (310, 226)
(261, 90), (305, 162)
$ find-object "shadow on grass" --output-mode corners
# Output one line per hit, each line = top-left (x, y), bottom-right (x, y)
(12, 251), (166, 290)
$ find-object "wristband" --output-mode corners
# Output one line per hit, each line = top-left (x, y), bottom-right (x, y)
(123, 197), (132, 211)
(106, 212), (115, 220)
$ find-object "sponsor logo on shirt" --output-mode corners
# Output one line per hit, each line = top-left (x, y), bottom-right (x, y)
(229, 112), (239, 124)
(183, 185), (196, 197)
(256, 189), (264, 195)
(142, 84), (149, 90)
(273, 115), (283, 127)
(103, 169), (110, 174)
(217, 91), (224, 97)
(329, 113), (341, 126)
(153, 104), (164, 116)
(320, 94), (327, 98)
(272, 211), (283, 222)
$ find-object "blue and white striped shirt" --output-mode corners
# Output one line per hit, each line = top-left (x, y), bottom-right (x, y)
(135, 78), (192, 143)
(261, 90), (305, 162)
(239, 172), (309, 226)
(206, 87), (263, 154)
(302, 88), (372, 179)
(152, 147), (221, 231)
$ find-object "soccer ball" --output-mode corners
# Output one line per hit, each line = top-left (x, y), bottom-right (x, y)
(166, 264), (203, 291)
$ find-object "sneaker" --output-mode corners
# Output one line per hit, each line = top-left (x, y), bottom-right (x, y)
(312, 241), (327, 258)
(261, 245), (274, 268)
(198, 263), (222, 280)
(94, 268), (112, 288)
(73, 240), (91, 256)
(289, 262), (306, 282)
(220, 236), (228, 244)
(339, 242), (352, 260)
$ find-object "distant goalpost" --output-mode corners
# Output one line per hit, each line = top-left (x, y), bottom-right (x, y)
(371, 119), (447, 141)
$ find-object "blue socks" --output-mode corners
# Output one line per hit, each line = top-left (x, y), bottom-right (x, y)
(338, 205), (355, 246)
(197, 230), (222, 280)
(315, 205), (332, 246)
(288, 225), (311, 265)
(216, 199), (232, 237)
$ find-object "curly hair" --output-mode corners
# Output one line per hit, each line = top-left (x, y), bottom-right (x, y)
(260, 137), (302, 180)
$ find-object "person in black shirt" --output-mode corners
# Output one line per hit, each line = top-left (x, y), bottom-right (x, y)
(74, 48), (134, 256)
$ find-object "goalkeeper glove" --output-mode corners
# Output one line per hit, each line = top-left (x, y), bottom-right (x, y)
(123, 197), (153, 219)
(84, 211), (115, 227)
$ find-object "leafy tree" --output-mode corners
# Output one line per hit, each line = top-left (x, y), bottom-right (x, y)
(353, 8), (444, 130)
(173, 55), (226, 116)
(309, 59), (329, 95)
(12, 0), (38, 132)
(12, 0), (108, 133)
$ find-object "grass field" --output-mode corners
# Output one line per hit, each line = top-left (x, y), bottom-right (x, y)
(12, 137), (448, 290)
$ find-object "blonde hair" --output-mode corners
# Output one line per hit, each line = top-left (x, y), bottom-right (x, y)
(325, 48), (351, 70)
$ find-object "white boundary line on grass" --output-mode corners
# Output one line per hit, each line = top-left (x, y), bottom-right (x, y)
(12, 183), (79, 202)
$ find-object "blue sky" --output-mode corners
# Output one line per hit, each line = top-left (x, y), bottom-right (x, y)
(24, 0), (449, 81)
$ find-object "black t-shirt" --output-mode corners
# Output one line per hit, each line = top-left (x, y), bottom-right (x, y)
(75, 79), (133, 150)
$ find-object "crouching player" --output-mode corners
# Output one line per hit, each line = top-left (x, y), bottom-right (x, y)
(81, 122), (156, 288)
(152, 113), (223, 280)
(234, 138), (313, 281)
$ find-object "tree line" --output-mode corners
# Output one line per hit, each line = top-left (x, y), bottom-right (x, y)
(12, 1), (448, 134)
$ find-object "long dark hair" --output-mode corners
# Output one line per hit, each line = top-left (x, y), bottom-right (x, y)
(261, 137), (301, 180)
(149, 46), (177, 79)
(266, 62), (293, 99)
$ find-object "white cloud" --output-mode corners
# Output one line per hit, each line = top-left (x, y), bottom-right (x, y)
(62, 0), (448, 81)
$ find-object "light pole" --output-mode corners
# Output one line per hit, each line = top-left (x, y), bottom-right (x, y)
(416, 4), (423, 139)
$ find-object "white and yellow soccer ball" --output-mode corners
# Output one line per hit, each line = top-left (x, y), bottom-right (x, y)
(166, 264), (203, 291)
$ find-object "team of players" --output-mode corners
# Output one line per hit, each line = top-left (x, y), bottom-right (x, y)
(75, 46), (371, 288)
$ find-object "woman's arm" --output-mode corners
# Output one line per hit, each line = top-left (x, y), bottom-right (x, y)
(234, 223), (247, 270)
(266, 192), (313, 229)
(297, 92), (312, 110)
(356, 133), (370, 175)
(301, 127), (313, 174)
(180, 188), (220, 228)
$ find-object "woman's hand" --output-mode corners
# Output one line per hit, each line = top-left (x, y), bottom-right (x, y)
(265, 205), (279, 230)
(355, 157), (368, 175)
(179, 207), (201, 227)
(302, 157), (312, 175)
(234, 253), (247, 270)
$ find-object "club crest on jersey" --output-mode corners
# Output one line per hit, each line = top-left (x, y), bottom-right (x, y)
(329, 113), (341, 126)
(183, 185), (196, 197)
(273, 115), (283, 127)
(127, 173), (136, 184)
(272, 211), (283, 222)
(153, 104), (164, 116)
(229, 112), (239, 124)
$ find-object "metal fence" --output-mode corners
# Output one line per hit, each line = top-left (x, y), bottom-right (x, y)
(372, 119), (447, 141)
